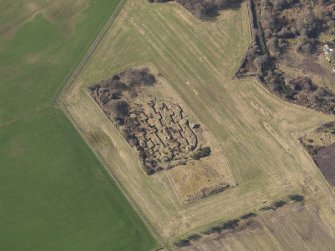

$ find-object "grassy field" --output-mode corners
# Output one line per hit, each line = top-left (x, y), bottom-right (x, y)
(0, 107), (157, 251)
(0, 0), (157, 250)
(64, 0), (335, 248)
(0, 0), (122, 124)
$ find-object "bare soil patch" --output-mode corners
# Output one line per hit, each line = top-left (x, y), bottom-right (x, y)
(301, 122), (335, 186)
(314, 144), (335, 186)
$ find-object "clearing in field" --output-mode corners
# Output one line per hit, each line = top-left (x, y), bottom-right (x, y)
(89, 65), (235, 203)
(63, 0), (335, 248)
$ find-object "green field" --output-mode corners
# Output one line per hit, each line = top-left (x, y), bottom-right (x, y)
(0, 0), (121, 124)
(0, 107), (156, 250)
(0, 0), (157, 250)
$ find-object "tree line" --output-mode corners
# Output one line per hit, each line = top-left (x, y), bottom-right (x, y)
(149, 0), (242, 17)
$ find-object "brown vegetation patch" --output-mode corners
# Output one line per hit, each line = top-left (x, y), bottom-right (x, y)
(90, 67), (211, 174)
(89, 66), (234, 202)
(167, 158), (231, 203)
(235, 0), (335, 115)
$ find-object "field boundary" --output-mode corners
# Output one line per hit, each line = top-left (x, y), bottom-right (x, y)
(60, 101), (166, 250)
(57, 0), (127, 102)
(57, 0), (165, 249)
